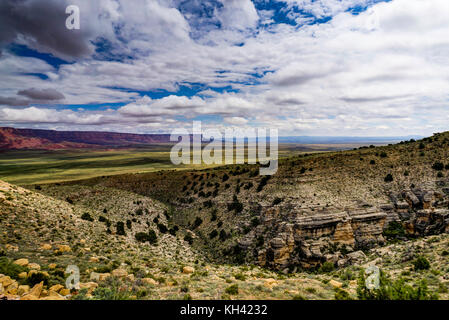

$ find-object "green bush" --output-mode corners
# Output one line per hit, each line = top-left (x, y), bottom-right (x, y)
(184, 233), (193, 245)
(227, 195), (243, 213)
(193, 217), (203, 229)
(319, 261), (335, 273)
(27, 271), (49, 286)
(225, 284), (239, 295)
(384, 174), (393, 182)
(413, 256), (430, 271)
(0, 257), (29, 279)
(209, 229), (218, 239)
(357, 269), (437, 300)
(157, 223), (168, 234)
(81, 212), (94, 222)
(116, 222), (126, 236)
(432, 162), (444, 171)
(383, 221), (405, 240)
(135, 232), (157, 245)
(334, 288), (352, 300)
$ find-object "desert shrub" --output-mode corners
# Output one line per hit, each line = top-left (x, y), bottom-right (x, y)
(169, 225), (179, 236)
(126, 220), (132, 229)
(211, 209), (217, 221)
(193, 217), (203, 229)
(380, 152), (388, 158)
(81, 212), (94, 222)
(157, 223), (168, 234)
(135, 232), (157, 244)
(319, 261), (335, 273)
(227, 195), (243, 213)
(334, 288), (352, 300)
(27, 271), (49, 286)
(225, 284), (239, 295)
(222, 173), (229, 182)
(383, 221), (405, 240)
(91, 286), (133, 300)
(292, 294), (306, 300)
(272, 197), (283, 206)
(370, 160), (376, 165)
(219, 230), (228, 241)
(256, 235), (264, 247)
(432, 162), (444, 171)
(413, 256), (430, 271)
(251, 217), (260, 227)
(233, 273), (246, 281)
(0, 257), (29, 279)
(184, 233), (193, 245)
(256, 176), (271, 192)
(209, 229), (218, 239)
(357, 269), (437, 300)
(437, 172), (444, 178)
(116, 222), (126, 236)
(384, 174), (393, 182)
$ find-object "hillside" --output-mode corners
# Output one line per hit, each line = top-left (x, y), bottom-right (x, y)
(0, 127), (171, 151)
(1, 131), (449, 300)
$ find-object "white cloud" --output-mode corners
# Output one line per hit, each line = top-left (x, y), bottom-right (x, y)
(1, 0), (449, 136)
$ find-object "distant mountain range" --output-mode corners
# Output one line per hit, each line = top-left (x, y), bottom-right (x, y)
(0, 127), (424, 151)
(0, 127), (171, 150)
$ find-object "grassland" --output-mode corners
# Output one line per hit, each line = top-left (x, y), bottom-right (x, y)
(0, 143), (361, 185)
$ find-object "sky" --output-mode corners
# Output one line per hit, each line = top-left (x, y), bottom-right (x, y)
(0, 0), (448, 136)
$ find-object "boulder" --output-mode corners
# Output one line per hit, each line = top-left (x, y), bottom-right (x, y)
(49, 284), (64, 293)
(329, 279), (343, 289)
(59, 288), (70, 296)
(28, 263), (41, 270)
(17, 285), (30, 296)
(13, 258), (29, 267)
(90, 272), (110, 282)
(26, 281), (44, 299)
(182, 266), (195, 274)
(56, 245), (71, 253)
(40, 244), (52, 250)
(111, 268), (128, 278)
(0, 276), (14, 288)
(142, 278), (158, 285)
(79, 282), (98, 294)
(347, 251), (367, 264)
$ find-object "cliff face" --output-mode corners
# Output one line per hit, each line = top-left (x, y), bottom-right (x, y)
(0, 127), (171, 150)
(239, 179), (449, 271)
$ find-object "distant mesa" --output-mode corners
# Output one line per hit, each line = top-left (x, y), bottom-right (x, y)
(0, 127), (171, 151)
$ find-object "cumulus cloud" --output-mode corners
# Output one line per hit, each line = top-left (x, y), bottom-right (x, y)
(18, 88), (65, 100)
(0, 0), (93, 59)
(1, 0), (449, 136)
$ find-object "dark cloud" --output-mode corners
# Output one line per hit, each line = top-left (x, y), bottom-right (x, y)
(272, 73), (325, 87)
(18, 88), (65, 100)
(340, 95), (408, 103)
(0, 0), (92, 59)
(0, 96), (30, 106)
